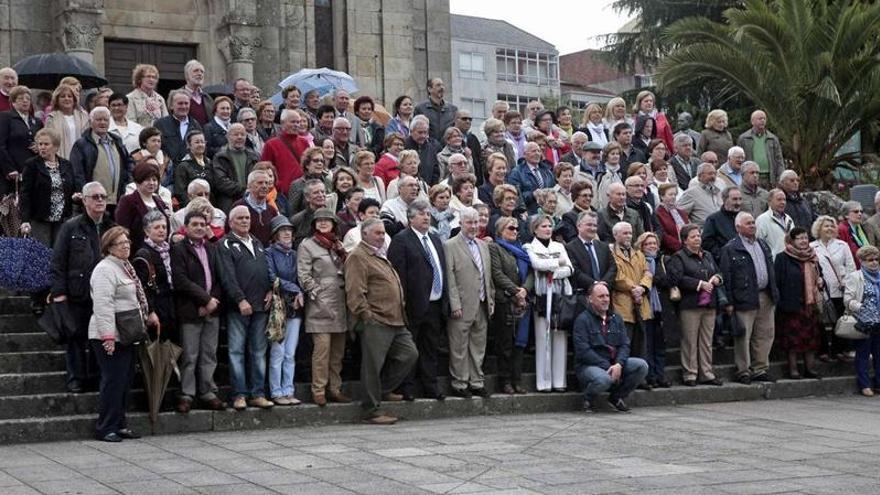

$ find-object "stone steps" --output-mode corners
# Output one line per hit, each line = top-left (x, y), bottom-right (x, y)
(0, 332), (59, 352)
(0, 351), (66, 374)
(0, 376), (859, 444)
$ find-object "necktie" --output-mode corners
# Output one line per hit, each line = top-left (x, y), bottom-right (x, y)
(422, 235), (442, 298)
(532, 167), (544, 188)
(468, 239), (486, 301)
(585, 241), (600, 277)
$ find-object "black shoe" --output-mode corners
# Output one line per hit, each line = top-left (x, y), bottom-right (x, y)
(608, 397), (631, 412)
(786, 371), (802, 380)
(683, 379), (697, 387)
(97, 432), (122, 443)
(500, 383), (515, 395)
(116, 428), (141, 439)
(803, 370), (822, 380)
(582, 399), (595, 413)
(655, 378), (672, 389)
(401, 394), (416, 402)
(750, 373), (775, 383)
(736, 375), (752, 385)
(637, 382), (654, 391)
(700, 378), (724, 386)
(451, 388), (472, 399)
(470, 387), (491, 398)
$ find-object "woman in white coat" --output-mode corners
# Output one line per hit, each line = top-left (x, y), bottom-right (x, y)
(526, 214), (574, 392)
(811, 215), (857, 362)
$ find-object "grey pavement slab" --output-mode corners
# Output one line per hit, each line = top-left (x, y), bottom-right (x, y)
(3, 396), (880, 494)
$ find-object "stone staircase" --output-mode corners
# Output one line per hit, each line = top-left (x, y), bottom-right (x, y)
(0, 295), (861, 444)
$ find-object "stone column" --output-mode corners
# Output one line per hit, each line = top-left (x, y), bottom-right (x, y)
(216, 12), (263, 84)
(57, 1), (104, 64)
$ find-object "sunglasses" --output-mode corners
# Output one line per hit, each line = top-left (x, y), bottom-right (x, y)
(505, 226), (518, 231)
(86, 194), (107, 201)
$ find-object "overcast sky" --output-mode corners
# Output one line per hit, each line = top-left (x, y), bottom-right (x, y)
(448, 0), (633, 55)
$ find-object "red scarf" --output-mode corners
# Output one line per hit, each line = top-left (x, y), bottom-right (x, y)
(314, 230), (347, 263)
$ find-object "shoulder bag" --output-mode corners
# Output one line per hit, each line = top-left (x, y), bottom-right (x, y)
(661, 256), (681, 301)
(115, 308), (148, 345)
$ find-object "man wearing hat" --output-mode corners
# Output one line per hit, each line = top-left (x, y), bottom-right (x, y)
(561, 132), (605, 184)
(345, 217), (418, 424)
(290, 178), (327, 248)
(219, 205), (274, 411)
(231, 169), (278, 246)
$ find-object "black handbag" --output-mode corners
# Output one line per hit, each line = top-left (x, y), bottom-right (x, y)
(820, 284), (839, 327)
(38, 301), (78, 345)
(537, 291), (582, 332)
(115, 308), (148, 345)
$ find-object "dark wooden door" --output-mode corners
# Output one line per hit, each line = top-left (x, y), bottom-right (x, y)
(104, 40), (197, 98)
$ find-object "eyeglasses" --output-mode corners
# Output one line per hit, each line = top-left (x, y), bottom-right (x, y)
(865, 258), (880, 263)
(505, 226), (518, 231)
(192, 191), (210, 197)
(851, 209), (863, 214)
(459, 117), (473, 121)
(112, 240), (131, 247)
(86, 194), (107, 201)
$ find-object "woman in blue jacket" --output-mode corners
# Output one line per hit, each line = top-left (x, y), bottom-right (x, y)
(265, 216), (304, 405)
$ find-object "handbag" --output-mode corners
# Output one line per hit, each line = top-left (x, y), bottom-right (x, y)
(834, 313), (867, 340)
(38, 300), (78, 345)
(820, 284), (839, 327)
(266, 278), (287, 343)
(115, 308), (148, 345)
(537, 291), (581, 332)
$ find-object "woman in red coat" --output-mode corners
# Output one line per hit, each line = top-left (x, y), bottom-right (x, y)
(837, 200), (880, 268)
(115, 160), (171, 256)
(633, 90), (675, 152)
(654, 182), (690, 255)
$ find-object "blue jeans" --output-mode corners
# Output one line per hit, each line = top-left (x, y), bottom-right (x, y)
(227, 311), (269, 399)
(269, 318), (302, 398)
(855, 333), (880, 389)
(576, 358), (649, 402)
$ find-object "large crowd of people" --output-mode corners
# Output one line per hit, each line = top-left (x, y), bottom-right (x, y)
(0, 59), (877, 442)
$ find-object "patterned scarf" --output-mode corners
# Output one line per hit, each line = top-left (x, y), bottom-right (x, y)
(644, 253), (663, 313)
(145, 238), (173, 288)
(314, 230), (347, 264)
(117, 256), (149, 320)
(850, 222), (869, 248)
(784, 241), (820, 306)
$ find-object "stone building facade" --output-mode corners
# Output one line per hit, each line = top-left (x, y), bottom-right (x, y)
(0, 0), (451, 105)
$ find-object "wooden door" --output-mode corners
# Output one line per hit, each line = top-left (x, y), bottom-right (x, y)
(104, 40), (197, 97)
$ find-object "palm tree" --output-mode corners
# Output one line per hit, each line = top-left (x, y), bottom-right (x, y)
(657, 0), (880, 187)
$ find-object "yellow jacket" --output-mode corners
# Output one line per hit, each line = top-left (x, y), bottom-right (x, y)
(610, 244), (653, 323)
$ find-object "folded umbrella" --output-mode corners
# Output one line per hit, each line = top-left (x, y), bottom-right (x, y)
(138, 323), (182, 432)
(13, 53), (108, 90)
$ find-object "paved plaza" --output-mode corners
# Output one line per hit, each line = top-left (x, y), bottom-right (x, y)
(1, 396), (879, 494)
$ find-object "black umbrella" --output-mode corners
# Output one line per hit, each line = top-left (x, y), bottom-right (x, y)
(13, 53), (108, 90)
(203, 83), (234, 97)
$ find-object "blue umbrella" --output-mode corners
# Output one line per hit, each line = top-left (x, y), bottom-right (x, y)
(0, 237), (52, 293)
(277, 68), (358, 97)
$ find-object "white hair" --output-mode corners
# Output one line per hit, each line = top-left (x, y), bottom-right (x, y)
(184, 59), (204, 77)
(697, 162), (716, 176)
(82, 181), (105, 195)
(727, 146), (745, 158)
(332, 117), (350, 128)
(89, 106), (110, 120)
(779, 169), (798, 182)
(874, 190), (880, 204)
(229, 205), (250, 219)
(571, 131), (589, 142)
(735, 211), (754, 227)
(611, 221), (632, 236)
(459, 206), (479, 221)
(449, 153), (467, 166)
(247, 169), (269, 186)
(280, 109), (297, 122)
(237, 107), (257, 121)
(411, 115), (430, 130)
(227, 123), (246, 134)
(742, 161), (759, 173)
(187, 178), (210, 195)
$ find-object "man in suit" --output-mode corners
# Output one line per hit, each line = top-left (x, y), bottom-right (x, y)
(388, 200), (448, 401)
(405, 115), (441, 185)
(179, 59), (214, 126)
(507, 141), (555, 214)
(454, 110), (484, 185)
(154, 90), (203, 164)
(566, 210), (617, 293)
(444, 206), (495, 398)
(669, 133), (702, 191)
(597, 183), (644, 242)
(171, 210), (225, 413)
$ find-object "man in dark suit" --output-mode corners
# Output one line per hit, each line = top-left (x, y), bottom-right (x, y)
(405, 115), (441, 185)
(566, 210), (617, 293)
(388, 199), (448, 401)
(153, 90), (203, 164)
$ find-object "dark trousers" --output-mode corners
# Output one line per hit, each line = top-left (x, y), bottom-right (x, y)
(855, 333), (880, 390)
(492, 302), (524, 386)
(90, 340), (135, 437)
(643, 318), (666, 382)
(66, 301), (97, 389)
(821, 298), (851, 357)
(399, 301), (443, 397)
(625, 322), (646, 358)
(358, 322), (418, 417)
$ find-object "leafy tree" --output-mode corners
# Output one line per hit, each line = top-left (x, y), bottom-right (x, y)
(657, 0), (880, 186)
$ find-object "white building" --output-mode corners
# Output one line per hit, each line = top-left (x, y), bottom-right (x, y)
(450, 14), (560, 129)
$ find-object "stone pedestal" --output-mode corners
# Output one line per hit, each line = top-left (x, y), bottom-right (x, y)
(56, 1), (104, 65)
(216, 11), (263, 84)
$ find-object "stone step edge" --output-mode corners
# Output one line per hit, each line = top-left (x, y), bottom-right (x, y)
(0, 376), (858, 444)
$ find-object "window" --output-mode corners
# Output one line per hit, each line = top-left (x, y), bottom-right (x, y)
(496, 48), (558, 86)
(459, 52), (485, 79)
(497, 94), (530, 114)
(459, 98), (487, 120)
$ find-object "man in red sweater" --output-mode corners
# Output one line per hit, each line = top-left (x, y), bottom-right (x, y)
(260, 109), (308, 196)
(0, 67), (17, 112)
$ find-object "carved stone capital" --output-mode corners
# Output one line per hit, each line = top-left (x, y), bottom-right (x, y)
(63, 23), (102, 53)
(225, 35), (264, 63)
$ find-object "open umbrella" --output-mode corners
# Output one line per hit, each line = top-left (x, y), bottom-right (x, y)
(277, 67), (358, 97)
(13, 53), (108, 90)
(203, 83), (234, 98)
(137, 323), (182, 431)
(0, 236), (52, 293)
